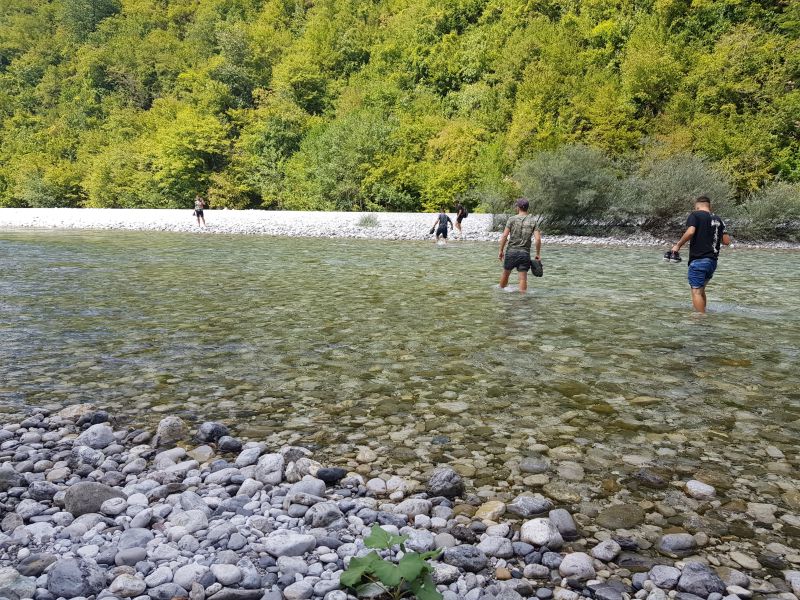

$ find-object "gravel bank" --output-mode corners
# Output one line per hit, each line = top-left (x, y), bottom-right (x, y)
(2, 209), (798, 250)
(1, 408), (799, 600)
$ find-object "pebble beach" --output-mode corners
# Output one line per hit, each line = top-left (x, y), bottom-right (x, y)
(1, 408), (799, 600)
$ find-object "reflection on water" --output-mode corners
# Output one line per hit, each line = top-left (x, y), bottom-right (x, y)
(1, 230), (799, 503)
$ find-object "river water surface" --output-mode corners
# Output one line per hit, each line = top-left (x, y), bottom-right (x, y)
(1, 230), (799, 508)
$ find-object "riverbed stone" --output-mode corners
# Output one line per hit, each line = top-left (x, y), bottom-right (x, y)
(678, 562), (726, 597)
(196, 421), (230, 443)
(0, 567), (36, 600)
(64, 481), (126, 516)
(520, 518), (563, 549)
(477, 535), (514, 558)
(507, 494), (553, 518)
(686, 480), (716, 500)
(596, 504), (645, 530)
(46, 558), (105, 598)
(650, 565), (682, 589)
(75, 423), (115, 448)
(263, 529), (316, 557)
(657, 533), (697, 557)
(592, 539), (622, 562)
(0, 468), (26, 492)
(549, 508), (579, 541)
(443, 545), (488, 572)
(109, 573), (147, 598)
(255, 453), (284, 485)
(428, 467), (464, 498)
(154, 416), (188, 446)
(475, 500), (506, 521)
(559, 552), (595, 580)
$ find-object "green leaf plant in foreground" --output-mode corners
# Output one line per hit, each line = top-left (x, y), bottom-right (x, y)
(339, 524), (443, 600)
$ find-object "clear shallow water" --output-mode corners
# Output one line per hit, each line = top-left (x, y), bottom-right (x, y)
(1, 231), (799, 508)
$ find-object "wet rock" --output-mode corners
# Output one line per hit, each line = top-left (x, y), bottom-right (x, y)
(0, 468), (27, 492)
(46, 558), (105, 598)
(475, 500), (505, 521)
(196, 421), (230, 443)
(677, 562), (726, 597)
(596, 504), (645, 530)
(64, 481), (126, 516)
(218, 435), (242, 453)
(633, 468), (669, 489)
(427, 467), (465, 498)
(746, 502), (776, 524)
(657, 533), (697, 558)
(784, 571), (800, 596)
(520, 518), (563, 549)
(519, 456), (550, 474)
(317, 467), (347, 484)
(153, 416), (188, 447)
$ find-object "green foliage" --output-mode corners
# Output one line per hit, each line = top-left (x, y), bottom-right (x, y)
(735, 182), (800, 241)
(340, 524), (442, 600)
(357, 213), (380, 228)
(0, 0), (797, 233)
(515, 145), (621, 233)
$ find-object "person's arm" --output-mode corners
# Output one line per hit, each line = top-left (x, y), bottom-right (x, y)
(534, 229), (542, 260)
(672, 226), (696, 253)
(499, 228), (510, 259)
(448, 216), (453, 229)
(722, 232), (732, 246)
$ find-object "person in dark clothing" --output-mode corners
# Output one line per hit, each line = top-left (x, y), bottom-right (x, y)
(431, 209), (453, 244)
(670, 196), (731, 313)
(454, 202), (468, 239)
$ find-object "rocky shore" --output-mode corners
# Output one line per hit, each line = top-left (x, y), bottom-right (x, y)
(1, 407), (799, 600)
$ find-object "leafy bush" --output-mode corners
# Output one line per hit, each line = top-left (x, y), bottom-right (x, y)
(622, 153), (734, 233)
(357, 213), (380, 228)
(514, 145), (620, 233)
(735, 182), (800, 241)
(340, 524), (442, 600)
(458, 182), (516, 231)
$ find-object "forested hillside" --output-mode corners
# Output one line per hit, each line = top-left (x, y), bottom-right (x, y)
(0, 0), (798, 225)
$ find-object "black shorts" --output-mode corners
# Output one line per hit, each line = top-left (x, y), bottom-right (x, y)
(504, 250), (531, 272)
(436, 226), (448, 238)
(195, 209), (204, 217)
(457, 216), (465, 224)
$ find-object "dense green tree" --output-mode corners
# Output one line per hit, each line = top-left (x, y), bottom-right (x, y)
(0, 0), (797, 236)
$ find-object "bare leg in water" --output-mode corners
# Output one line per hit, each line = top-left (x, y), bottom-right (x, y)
(691, 287), (707, 313)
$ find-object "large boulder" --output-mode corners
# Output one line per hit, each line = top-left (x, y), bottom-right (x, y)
(154, 416), (188, 447)
(46, 558), (105, 598)
(427, 467), (464, 498)
(64, 481), (126, 517)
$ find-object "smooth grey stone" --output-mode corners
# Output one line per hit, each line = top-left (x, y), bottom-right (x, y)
(75, 424), (115, 449)
(657, 533), (697, 558)
(650, 565), (682, 589)
(64, 482), (126, 517)
(508, 495), (553, 518)
(196, 422), (230, 443)
(46, 558), (105, 598)
(548, 509), (579, 541)
(118, 528), (154, 550)
(148, 583), (188, 600)
(115, 548), (147, 566)
(16, 553), (58, 577)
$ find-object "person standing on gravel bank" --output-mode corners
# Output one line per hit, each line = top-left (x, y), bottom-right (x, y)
(193, 195), (206, 227)
(499, 198), (541, 293)
(455, 202), (468, 239)
(670, 196), (731, 313)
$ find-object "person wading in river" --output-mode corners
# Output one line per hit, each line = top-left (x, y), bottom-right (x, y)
(670, 196), (731, 313)
(430, 208), (453, 244)
(498, 198), (541, 293)
(193, 195), (206, 228)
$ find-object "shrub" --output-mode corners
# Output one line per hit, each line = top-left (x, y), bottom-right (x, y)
(459, 182), (516, 231)
(735, 182), (800, 241)
(623, 154), (733, 233)
(357, 213), (380, 228)
(514, 145), (620, 233)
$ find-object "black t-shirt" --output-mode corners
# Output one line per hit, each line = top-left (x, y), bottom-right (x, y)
(687, 210), (726, 263)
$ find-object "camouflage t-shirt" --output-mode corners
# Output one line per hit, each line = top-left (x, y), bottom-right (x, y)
(505, 214), (536, 252)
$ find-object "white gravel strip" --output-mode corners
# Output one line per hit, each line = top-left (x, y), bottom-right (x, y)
(1, 208), (796, 249)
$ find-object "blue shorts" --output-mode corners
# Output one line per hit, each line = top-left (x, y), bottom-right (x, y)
(688, 258), (717, 289)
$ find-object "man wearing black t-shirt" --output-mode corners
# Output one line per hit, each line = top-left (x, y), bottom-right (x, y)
(671, 196), (731, 313)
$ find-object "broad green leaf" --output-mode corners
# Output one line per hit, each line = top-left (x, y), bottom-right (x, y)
(340, 552), (380, 588)
(409, 573), (443, 600)
(419, 549), (443, 560)
(371, 558), (403, 587)
(364, 523), (408, 549)
(397, 552), (425, 582)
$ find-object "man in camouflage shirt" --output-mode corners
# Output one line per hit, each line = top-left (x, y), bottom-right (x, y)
(498, 198), (541, 293)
